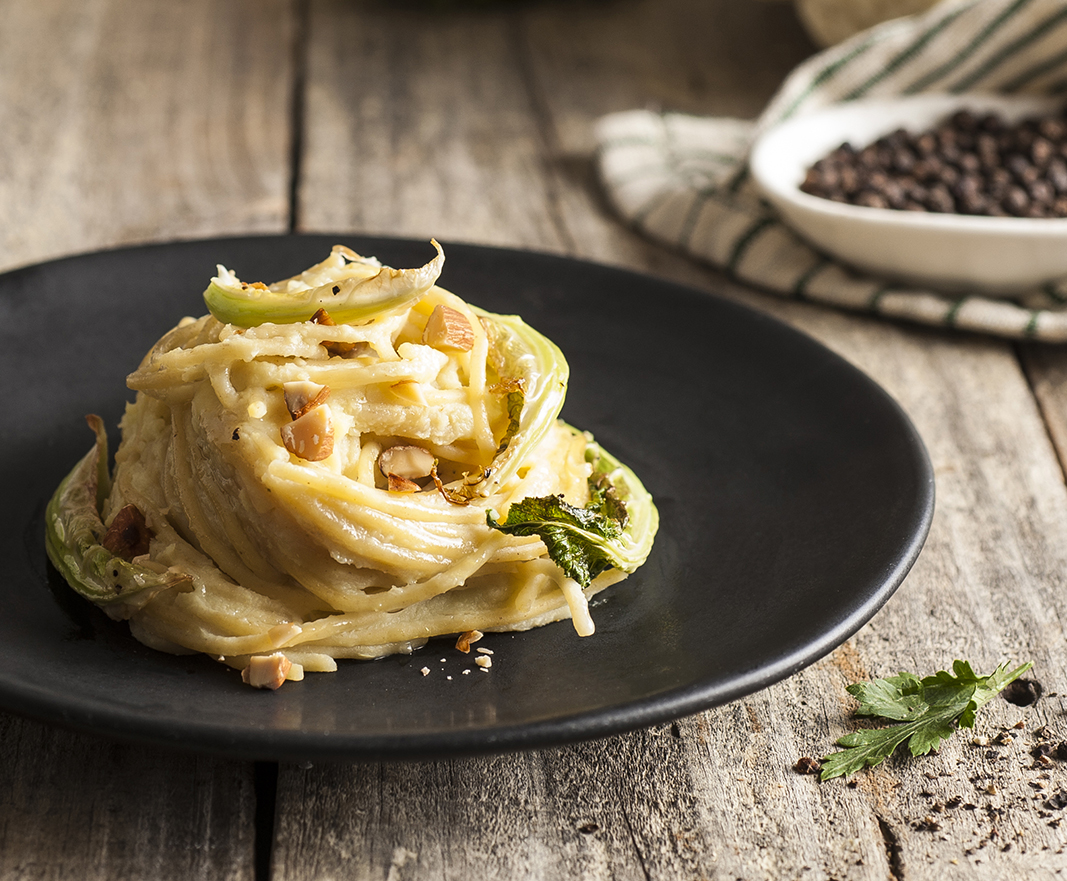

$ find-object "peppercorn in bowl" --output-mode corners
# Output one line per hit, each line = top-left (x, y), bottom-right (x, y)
(750, 93), (1067, 294)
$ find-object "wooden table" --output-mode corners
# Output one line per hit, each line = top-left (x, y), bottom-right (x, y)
(2, 1), (1066, 878)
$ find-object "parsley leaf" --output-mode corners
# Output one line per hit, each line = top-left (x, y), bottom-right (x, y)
(820, 660), (1033, 781)
(486, 491), (625, 587)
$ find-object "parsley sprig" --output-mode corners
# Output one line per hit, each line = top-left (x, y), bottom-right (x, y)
(820, 660), (1033, 781)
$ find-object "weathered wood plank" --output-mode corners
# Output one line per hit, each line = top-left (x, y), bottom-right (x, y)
(296, 0), (568, 249)
(522, 0), (816, 148)
(773, 312), (1067, 878)
(0, 715), (256, 881)
(0, 0), (294, 274)
(1021, 343), (1067, 479)
(516, 0), (818, 276)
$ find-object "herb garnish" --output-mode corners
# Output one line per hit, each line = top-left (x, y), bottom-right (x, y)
(485, 439), (658, 591)
(820, 659), (1033, 781)
(486, 485), (627, 587)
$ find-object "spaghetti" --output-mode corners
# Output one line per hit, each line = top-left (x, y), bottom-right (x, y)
(46, 243), (658, 686)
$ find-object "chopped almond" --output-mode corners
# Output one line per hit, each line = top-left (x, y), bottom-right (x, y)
(283, 380), (330, 420)
(337, 341), (377, 359)
(281, 405), (334, 461)
(389, 380), (427, 406)
(102, 505), (153, 559)
(387, 474), (421, 493)
(423, 305), (475, 352)
(241, 653), (292, 689)
(379, 444), (435, 480)
(455, 630), (483, 653)
(324, 340), (362, 358)
(311, 307), (365, 358)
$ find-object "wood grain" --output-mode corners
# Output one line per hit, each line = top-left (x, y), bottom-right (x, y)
(777, 312), (1067, 878)
(297, 0), (566, 248)
(0, 0), (294, 274)
(0, 716), (255, 881)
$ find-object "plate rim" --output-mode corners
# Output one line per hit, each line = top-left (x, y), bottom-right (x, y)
(0, 233), (935, 760)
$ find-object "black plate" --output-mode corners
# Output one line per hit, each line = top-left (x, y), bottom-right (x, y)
(0, 236), (933, 761)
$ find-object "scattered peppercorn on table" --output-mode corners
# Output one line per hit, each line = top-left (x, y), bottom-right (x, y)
(2, 1), (1067, 878)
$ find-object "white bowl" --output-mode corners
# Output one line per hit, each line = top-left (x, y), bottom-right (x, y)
(749, 94), (1067, 295)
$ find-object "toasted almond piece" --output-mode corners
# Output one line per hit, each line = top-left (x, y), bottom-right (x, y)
(241, 653), (292, 689)
(379, 444), (435, 480)
(283, 380), (330, 420)
(323, 340), (352, 357)
(280, 404), (334, 461)
(311, 307), (336, 326)
(311, 307), (374, 358)
(101, 504), (154, 559)
(389, 380), (427, 406)
(387, 474), (421, 493)
(328, 340), (376, 359)
(423, 304), (475, 351)
(456, 630), (483, 653)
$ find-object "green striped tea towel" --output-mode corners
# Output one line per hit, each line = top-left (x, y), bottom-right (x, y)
(595, 0), (1067, 341)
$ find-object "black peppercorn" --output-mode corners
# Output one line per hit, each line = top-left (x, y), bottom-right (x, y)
(799, 104), (1067, 218)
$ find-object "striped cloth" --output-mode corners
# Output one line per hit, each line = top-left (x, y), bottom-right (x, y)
(595, 0), (1067, 341)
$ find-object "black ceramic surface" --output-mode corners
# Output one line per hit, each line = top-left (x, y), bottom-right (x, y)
(0, 236), (933, 761)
